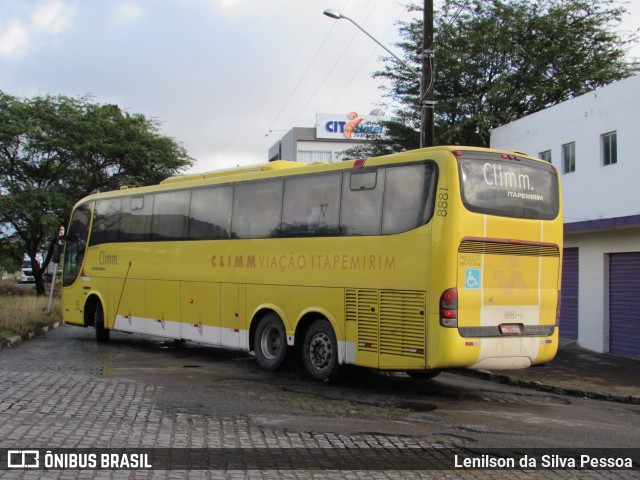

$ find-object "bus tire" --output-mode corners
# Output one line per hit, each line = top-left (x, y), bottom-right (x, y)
(254, 313), (287, 371)
(95, 302), (110, 343)
(302, 319), (339, 382)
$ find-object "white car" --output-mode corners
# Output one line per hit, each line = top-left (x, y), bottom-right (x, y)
(20, 261), (35, 283)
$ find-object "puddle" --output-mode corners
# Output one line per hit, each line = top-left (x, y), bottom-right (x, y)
(397, 401), (437, 413)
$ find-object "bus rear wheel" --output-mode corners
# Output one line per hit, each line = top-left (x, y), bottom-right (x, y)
(254, 313), (287, 371)
(302, 319), (339, 382)
(94, 302), (110, 343)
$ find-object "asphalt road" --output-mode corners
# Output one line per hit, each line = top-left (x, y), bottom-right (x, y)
(1, 324), (638, 478)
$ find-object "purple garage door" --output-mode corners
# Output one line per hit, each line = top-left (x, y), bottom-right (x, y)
(609, 252), (640, 357)
(560, 248), (579, 340)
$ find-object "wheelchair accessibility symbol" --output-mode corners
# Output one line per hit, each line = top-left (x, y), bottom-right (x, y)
(465, 268), (481, 289)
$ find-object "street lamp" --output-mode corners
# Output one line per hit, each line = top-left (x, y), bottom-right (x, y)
(322, 8), (434, 148)
(323, 9), (420, 79)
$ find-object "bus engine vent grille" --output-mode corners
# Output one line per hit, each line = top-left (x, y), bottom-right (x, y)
(346, 289), (379, 352)
(458, 240), (560, 258)
(379, 290), (426, 358)
(346, 289), (426, 357)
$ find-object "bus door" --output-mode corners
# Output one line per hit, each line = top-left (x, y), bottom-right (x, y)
(62, 203), (92, 326)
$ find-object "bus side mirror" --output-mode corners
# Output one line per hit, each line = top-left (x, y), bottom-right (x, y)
(52, 243), (61, 264)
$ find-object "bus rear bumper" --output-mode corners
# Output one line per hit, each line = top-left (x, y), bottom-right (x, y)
(430, 327), (559, 370)
(471, 356), (532, 370)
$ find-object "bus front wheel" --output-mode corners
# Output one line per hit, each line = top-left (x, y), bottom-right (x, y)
(302, 319), (339, 382)
(94, 302), (110, 343)
(254, 313), (287, 371)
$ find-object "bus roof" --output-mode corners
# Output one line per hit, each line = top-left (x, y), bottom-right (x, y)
(160, 146), (541, 185)
(73, 146), (547, 205)
(160, 160), (310, 185)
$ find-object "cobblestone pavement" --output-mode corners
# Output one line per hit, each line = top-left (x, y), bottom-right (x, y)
(0, 325), (638, 479)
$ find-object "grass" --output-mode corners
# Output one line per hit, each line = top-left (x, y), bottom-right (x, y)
(0, 281), (62, 341)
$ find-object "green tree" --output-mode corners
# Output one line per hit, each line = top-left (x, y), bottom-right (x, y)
(0, 92), (193, 295)
(0, 232), (22, 278)
(353, 0), (638, 157)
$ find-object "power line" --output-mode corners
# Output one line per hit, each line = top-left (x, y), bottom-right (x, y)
(248, 23), (339, 158)
(250, 0), (353, 158)
(329, 20), (395, 113)
(286, 0), (384, 127)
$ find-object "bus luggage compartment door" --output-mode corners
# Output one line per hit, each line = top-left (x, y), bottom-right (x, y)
(180, 282), (221, 345)
(220, 283), (246, 349)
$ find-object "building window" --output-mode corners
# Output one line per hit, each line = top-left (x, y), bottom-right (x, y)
(602, 131), (617, 166)
(562, 142), (575, 174)
(539, 150), (552, 163)
(298, 151), (332, 163)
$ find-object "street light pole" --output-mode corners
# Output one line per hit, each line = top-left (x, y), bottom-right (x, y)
(322, 9), (420, 80)
(421, 0), (435, 148)
(323, 5), (435, 148)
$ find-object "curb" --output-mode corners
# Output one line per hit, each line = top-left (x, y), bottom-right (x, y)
(0, 320), (63, 350)
(452, 369), (640, 405)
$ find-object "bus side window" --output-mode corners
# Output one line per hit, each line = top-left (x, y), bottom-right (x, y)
(350, 170), (377, 190)
(382, 164), (430, 234)
(340, 170), (385, 236)
(282, 173), (341, 237)
(121, 195), (154, 242)
(92, 198), (123, 245)
(189, 186), (233, 240)
(152, 190), (190, 241)
(232, 180), (284, 239)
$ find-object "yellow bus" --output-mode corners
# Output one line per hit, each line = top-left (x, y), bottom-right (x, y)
(61, 146), (562, 381)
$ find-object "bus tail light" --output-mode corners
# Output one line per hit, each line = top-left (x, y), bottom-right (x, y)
(440, 288), (458, 327)
(556, 291), (561, 327)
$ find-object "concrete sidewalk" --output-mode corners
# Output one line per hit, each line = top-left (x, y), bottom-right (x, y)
(458, 342), (640, 404)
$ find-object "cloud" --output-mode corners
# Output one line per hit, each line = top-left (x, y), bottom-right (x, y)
(0, 0), (73, 58)
(0, 20), (30, 58)
(203, 0), (260, 17)
(113, 2), (143, 24)
(217, 0), (241, 8)
(31, 0), (72, 34)
(0, 1), (419, 170)
(190, 150), (258, 173)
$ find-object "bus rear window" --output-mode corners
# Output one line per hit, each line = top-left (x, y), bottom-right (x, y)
(458, 155), (560, 220)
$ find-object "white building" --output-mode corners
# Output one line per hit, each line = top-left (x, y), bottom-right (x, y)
(491, 74), (640, 357)
(268, 111), (392, 163)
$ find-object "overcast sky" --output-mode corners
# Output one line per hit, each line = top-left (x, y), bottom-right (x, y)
(1, 0), (638, 174)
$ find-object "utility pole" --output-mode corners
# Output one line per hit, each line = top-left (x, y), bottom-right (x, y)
(324, 4), (435, 147)
(421, 0), (435, 148)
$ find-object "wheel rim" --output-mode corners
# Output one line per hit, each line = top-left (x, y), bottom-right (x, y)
(260, 324), (282, 360)
(309, 332), (333, 371)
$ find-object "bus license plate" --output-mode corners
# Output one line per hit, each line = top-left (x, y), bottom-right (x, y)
(500, 324), (522, 335)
